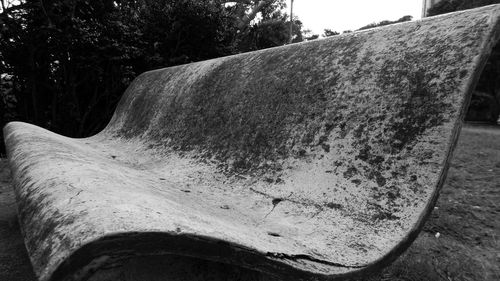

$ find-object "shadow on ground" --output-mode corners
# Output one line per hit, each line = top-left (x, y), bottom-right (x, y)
(0, 123), (499, 281)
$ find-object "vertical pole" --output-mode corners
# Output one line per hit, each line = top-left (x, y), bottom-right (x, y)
(289, 0), (294, 43)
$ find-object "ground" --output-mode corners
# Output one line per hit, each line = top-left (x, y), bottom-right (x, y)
(0, 123), (499, 281)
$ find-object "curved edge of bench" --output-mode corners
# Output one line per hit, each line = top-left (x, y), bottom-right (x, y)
(48, 232), (334, 281)
(354, 4), (500, 278)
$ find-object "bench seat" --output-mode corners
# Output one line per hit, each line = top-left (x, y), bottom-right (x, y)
(4, 5), (500, 281)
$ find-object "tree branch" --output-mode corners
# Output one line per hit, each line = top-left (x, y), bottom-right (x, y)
(237, 0), (270, 30)
(39, 0), (53, 27)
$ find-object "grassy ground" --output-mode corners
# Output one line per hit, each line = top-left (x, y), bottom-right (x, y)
(0, 123), (498, 281)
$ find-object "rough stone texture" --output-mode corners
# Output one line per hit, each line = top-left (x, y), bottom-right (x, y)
(3, 5), (500, 281)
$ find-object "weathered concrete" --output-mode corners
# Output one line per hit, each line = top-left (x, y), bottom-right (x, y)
(3, 5), (500, 281)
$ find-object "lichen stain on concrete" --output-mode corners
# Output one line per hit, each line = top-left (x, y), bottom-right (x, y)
(4, 5), (500, 281)
(112, 35), (373, 175)
(146, 52), (339, 172)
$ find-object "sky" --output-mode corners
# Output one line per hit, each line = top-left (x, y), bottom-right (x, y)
(293, 0), (423, 34)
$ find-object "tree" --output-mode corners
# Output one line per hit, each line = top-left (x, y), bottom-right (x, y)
(238, 18), (303, 51)
(139, 0), (237, 67)
(233, 1), (304, 51)
(357, 15), (412, 31)
(302, 29), (319, 41)
(427, 0), (500, 16)
(1, 0), (147, 137)
(323, 29), (339, 37)
(224, 0), (281, 31)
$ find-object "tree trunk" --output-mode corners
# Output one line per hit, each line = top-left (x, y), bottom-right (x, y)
(237, 0), (271, 30)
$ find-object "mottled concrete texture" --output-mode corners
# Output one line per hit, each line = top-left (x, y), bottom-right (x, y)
(3, 5), (500, 281)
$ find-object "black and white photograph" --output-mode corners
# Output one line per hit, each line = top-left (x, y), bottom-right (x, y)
(1, 1), (499, 280)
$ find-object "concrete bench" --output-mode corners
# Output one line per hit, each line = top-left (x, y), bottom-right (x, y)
(4, 5), (500, 281)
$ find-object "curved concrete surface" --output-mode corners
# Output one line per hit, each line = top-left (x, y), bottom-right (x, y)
(4, 5), (500, 281)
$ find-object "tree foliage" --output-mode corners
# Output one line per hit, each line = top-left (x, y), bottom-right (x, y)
(0, 0), (301, 154)
(357, 15), (412, 31)
(427, 0), (500, 16)
(238, 18), (302, 50)
(323, 29), (339, 37)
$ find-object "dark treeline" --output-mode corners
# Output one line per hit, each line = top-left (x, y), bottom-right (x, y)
(0, 0), (304, 155)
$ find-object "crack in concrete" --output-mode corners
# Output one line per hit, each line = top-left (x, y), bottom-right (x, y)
(68, 190), (83, 204)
